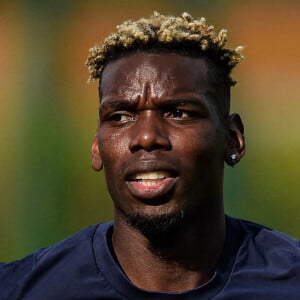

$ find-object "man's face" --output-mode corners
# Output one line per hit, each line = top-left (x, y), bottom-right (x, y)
(94, 53), (228, 223)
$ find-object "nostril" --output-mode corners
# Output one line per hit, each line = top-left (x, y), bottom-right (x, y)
(130, 142), (169, 153)
(129, 129), (171, 153)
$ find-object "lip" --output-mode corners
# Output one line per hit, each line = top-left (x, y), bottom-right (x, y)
(123, 159), (179, 200)
(124, 159), (179, 179)
(126, 176), (178, 200)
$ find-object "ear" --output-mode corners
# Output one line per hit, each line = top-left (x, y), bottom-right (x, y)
(224, 113), (246, 166)
(91, 133), (103, 171)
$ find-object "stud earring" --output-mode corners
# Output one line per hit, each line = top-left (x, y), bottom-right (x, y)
(231, 153), (238, 161)
(226, 153), (240, 167)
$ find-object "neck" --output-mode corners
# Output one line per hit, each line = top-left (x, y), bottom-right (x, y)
(112, 209), (226, 293)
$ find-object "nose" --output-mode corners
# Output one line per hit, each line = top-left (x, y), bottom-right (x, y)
(129, 111), (171, 152)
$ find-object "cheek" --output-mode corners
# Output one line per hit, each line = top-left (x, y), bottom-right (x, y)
(99, 129), (129, 170)
(99, 130), (130, 197)
(172, 124), (224, 157)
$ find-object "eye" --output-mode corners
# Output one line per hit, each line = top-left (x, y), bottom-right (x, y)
(109, 112), (135, 123)
(165, 109), (192, 119)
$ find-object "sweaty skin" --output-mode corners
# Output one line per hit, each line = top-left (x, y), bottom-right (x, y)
(91, 53), (245, 292)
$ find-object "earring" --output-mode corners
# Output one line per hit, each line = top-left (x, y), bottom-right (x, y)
(231, 153), (238, 161)
(226, 153), (240, 167)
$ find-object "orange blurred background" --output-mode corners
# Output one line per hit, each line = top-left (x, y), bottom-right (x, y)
(0, 0), (300, 261)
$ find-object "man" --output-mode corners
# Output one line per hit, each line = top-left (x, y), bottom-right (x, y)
(1, 12), (300, 299)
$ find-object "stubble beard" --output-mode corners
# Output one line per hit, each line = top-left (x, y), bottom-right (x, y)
(124, 209), (185, 255)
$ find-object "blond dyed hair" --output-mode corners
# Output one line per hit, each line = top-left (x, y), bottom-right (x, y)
(86, 11), (244, 86)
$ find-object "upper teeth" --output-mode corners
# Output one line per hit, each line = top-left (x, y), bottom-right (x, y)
(133, 171), (170, 180)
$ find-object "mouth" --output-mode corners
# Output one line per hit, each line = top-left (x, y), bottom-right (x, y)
(130, 171), (171, 185)
(126, 170), (178, 200)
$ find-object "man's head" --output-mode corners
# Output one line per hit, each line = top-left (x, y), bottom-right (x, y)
(88, 12), (245, 239)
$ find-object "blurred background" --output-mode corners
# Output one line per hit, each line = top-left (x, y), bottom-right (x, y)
(1, 0), (300, 261)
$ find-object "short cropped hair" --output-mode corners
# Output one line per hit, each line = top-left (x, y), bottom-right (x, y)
(86, 11), (243, 82)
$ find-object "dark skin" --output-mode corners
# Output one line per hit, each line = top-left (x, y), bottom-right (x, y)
(91, 53), (245, 292)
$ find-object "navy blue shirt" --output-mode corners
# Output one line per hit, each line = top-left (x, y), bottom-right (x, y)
(1, 216), (300, 299)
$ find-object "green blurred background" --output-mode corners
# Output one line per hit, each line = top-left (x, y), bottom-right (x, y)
(1, 0), (300, 261)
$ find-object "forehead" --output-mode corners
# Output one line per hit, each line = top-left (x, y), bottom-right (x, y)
(100, 53), (211, 101)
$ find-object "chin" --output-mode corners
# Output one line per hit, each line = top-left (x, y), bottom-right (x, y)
(124, 209), (185, 245)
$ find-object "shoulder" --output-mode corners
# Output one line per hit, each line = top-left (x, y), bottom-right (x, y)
(226, 216), (300, 297)
(27, 222), (102, 266)
(0, 222), (113, 299)
(33, 222), (100, 262)
(235, 217), (300, 252)
(231, 216), (300, 266)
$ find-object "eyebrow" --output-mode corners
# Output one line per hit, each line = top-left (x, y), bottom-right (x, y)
(101, 97), (206, 110)
(161, 98), (204, 107)
(101, 99), (134, 110)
